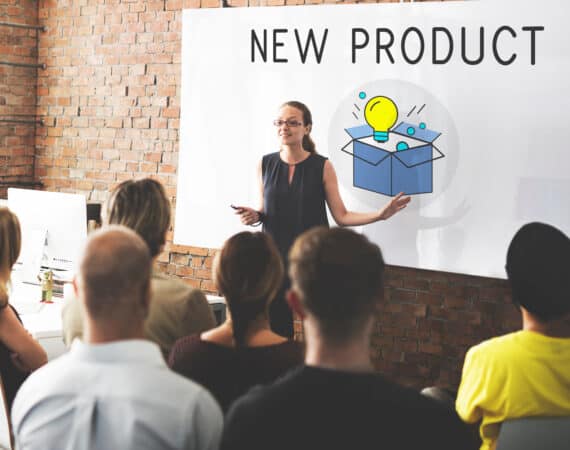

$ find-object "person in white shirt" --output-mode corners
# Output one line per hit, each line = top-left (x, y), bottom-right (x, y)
(11, 226), (223, 450)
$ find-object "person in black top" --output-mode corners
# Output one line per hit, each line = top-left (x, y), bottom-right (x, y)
(221, 227), (476, 450)
(234, 101), (411, 337)
(168, 232), (304, 412)
(0, 208), (47, 412)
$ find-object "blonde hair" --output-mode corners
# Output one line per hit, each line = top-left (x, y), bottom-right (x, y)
(213, 232), (283, 346)
(0, 208), (22, 309)
(105, 178), (171, 258)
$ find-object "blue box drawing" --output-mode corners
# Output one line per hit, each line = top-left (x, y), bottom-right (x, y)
(341, 122), (444, 196)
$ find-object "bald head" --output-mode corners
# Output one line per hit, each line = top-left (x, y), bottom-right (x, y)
(78, 226), (151, 325)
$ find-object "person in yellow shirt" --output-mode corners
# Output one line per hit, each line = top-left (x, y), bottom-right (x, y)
(456, 222), (570, 450)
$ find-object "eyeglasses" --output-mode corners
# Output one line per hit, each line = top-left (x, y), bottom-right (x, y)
(273, 119), (303, 128)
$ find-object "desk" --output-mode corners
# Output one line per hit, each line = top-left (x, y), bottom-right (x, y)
(11, 282), (226, 361)
(20, 301), (65, 361)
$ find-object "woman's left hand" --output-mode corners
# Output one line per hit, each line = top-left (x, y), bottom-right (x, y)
(378, 192), (411, 220)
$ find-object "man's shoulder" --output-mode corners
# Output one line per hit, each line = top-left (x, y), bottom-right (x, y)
(222, 367), (303, 449)
(228, 366), (303, 413)
(19, 351), (75, 389)
(12, 353), (78, 418)
(151, 271), (191, 292)
(223, 367), (472, 450)
(465, 331), (523, 363)
(13, 358), (222, 449)
(151, 273), (207, 304)
(161, 369), (221, 409)
(13, 353), (218, 414)
(227, 366), (430, 418)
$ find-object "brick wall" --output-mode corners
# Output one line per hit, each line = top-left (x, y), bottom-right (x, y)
(0, 0), (40, 197)
(14, 0), (518, 390)
(377, 266), (516, 387)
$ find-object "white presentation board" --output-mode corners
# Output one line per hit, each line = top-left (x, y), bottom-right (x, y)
(175, 0), (570, 279)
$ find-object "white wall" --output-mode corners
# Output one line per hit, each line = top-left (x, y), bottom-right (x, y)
(175, 0), (570, 279)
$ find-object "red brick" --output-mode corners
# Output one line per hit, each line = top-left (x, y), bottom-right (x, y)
(200, 280), (217, 293)
(132, 118), (150, 129)
(390, 289), (417, 302)
(171, 254), (190, 265)
(161, 107), (179, 118)
(195, 269), (211, 279)
(106, 117), (123, 128)
(443, 296), (470, 309)
(175, 266), (194, 277)
(419, 343), (443, 355)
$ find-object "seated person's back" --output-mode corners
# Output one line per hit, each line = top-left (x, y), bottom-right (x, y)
(224, 364), (472, 450)
(169, 232), (304, 412)
(222, 228), (473, 450)
(456, 222), (570, 450)
(13, 340), (221, 450)
(170, 334), (303, 412)
(13, 227), (222, 450)
(62, 178), (215, 356)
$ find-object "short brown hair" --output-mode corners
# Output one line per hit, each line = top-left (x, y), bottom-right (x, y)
(105, 178), (171, 257)
(0, 208), (21, 309)
(289, 227), (385, 341)
(214, 232), (283, 346)
(80, 226), (151, 320)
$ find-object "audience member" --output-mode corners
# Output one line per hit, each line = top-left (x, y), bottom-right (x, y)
(12, 226), (222, 450)
(456, 222), (570, 450)
(0, 207), (47, 411)
(62, 178), (215, 356)
(221, 227), (474, 450)
(169, 231), (304, 412)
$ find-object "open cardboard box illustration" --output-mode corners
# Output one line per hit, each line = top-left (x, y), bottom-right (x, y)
(341, 122), (444, 196)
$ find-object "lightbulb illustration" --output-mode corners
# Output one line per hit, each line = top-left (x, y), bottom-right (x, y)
(364, 96), (398, 142)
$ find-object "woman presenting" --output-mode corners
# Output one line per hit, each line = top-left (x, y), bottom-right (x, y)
(235, 100), (411, 337)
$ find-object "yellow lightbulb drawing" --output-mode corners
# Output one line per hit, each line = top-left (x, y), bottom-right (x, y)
(364, 96), (398, 142)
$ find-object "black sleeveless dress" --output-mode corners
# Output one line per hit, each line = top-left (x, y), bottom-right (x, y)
(262, 152), (329, 336)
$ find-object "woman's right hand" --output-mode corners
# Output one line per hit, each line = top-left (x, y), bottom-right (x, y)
(234, 206), (261, 226)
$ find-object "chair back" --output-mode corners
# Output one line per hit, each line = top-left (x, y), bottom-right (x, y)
(496, 416), (570, 450)
(0, 372), (13, 450)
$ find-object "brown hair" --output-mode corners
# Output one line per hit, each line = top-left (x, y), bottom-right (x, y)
(213, 232), (283, 346)
(0, 208), (22, 309)
(289, 227), (385, 342)
(281, 100), (316, 154)
(105, 178), (171, 258)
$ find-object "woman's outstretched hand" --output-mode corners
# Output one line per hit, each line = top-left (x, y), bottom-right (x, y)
(234, 206), (261, 226)
(378, 192), (411, 220)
